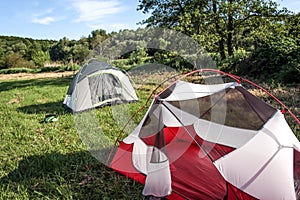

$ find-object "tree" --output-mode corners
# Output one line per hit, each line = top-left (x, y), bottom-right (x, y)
(88, 29), (109, 49)
(11, 42), (27, 56)
(50, 37), (73, 64)
(71, 44), (90, 64)
(137, 0), (284, 60)
(0, 41), (5, 69)
(32, 50), (50, 67)
(285, 13), (300, 45)
(128, 47), (148, 64)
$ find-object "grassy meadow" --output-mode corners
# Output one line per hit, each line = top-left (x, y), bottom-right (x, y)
(0, 72), (299, 199)
(0, 75), (147, 199)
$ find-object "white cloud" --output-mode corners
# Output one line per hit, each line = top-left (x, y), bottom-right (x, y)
(70, 0), (125, 23)
(32, 16), (57, 25)
(31, 8), (63, 25)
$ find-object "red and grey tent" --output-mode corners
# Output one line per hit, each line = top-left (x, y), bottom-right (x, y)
(109, 69), (300, 200)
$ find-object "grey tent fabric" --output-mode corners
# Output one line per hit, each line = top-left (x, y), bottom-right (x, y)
(63, 61), (138, 112)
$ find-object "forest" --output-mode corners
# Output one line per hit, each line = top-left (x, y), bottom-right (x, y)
(0, 0), (299, 83)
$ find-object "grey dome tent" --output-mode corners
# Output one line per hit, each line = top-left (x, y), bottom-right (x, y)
(63, 61), (138, 112)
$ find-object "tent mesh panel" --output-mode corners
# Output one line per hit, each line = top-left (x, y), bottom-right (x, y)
(167, 87), (276, 130)
(88, 73), (122, 105)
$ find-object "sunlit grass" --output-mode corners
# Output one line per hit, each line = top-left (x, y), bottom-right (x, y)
(0, 73), (299, 199)
(0, 76), (145, 199)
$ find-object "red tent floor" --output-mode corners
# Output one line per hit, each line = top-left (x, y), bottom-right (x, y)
(110, 126), (257, 200)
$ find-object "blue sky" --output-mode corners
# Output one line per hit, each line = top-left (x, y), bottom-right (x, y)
(0, 0), (299, 40)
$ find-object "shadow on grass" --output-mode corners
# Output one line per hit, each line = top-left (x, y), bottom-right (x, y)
(0, 151), (144, 199)
(0, 75), (74, 92)
(17, 101), (69, 115)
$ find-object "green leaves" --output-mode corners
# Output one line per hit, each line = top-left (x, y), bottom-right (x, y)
(32, 50), (50, 67)
(137, 0), (300, 83)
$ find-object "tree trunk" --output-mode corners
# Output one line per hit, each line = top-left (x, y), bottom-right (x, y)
(213, 0), (226, 60)
(227, 0), (234, 57)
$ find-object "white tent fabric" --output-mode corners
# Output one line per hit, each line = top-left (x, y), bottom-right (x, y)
(128, 136), (172, 197)
(214, 111), (300, 199)
(71, 77), (92, 111)
(194, 119), (257, 148)
(63, 61), (138, 112)
(163, 81), (239, 101)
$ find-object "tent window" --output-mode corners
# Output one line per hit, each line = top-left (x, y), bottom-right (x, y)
(168, 88), (276, 130)
(88, 73), (122, 105)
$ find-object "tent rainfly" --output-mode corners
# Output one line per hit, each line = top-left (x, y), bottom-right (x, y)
(109, 69), (300, 200)
(63, 61), (138, 112)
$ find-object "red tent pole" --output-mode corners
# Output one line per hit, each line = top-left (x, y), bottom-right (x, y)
(113, 68), (299, 153)
(157, 68), (241, 96)
(157, 68), (300, 126)
(239, 77), (300, 125)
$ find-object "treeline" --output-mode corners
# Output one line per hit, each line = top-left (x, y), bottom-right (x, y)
(0, 36), (55, 69)
(0, 29), (115, 71)
(0, 0), (299, 83)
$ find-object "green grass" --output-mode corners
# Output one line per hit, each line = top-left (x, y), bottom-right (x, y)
(0, 76), (146, 199)
(0, 74), (299, 199)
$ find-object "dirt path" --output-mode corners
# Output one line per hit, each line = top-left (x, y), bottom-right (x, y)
(0, 71), (76, 80)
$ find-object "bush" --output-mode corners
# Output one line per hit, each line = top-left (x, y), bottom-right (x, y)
(63, 64), (81, 71)
(39, 64), (80, 73)
(113, 59), (126, 67)
(278, 61), (300, 83)
(227, 36), (300, 83)
(5, 53), (36, 69)
(0, 68), (36, 74)
(39, 66), (62, 72)
(128, 48), (148, 65)
(219, 48), (250, 73)
(151, 51), (194, 70)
